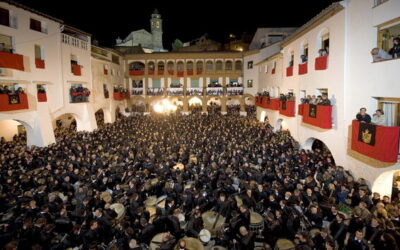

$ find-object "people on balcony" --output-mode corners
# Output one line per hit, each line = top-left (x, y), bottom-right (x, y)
(372, 109), (386, 126)
(318, 49), (328, 57)
(389, 37), (400, 59)
(38, 86), (46, 94)
(0, 85), (22, 94)
(227, 82), (243, 88)
(70, 86), (90, 103)
(227, 88), (244, 95)
(257, 91), (270, 97)
(371, 48), (392, 62)
(206, 89), (223, 96)
(186, 89), (203, 96)
(300, 55), (308, 63)
(131, 89), (143, 95)
(167, 89), (183, 96)
(318, 93), (331, 106)
(356, 108), (372, 123)
(132, 80), (144, 88)
(207, 82), (222, 88)
(170, 82), (182, 88)
(147, 88), (164, 96)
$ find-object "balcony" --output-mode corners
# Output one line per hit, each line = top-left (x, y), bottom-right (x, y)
(168, 70), (174, 75)
(177, 71), (184, 77)
(167, 88), (184, 96)
(206, 87), (223, 96)
(298, 62), (308, 75)
(147, 87), (164, 96)
(0, 51), (24, 71)
(131, 88), (144, 95)
(113, 91), (130, 101)
(0, 93), (29, 111)
(148, 70), (155, 75)
(315, 55), (328, 70)
(350, 120), (400, 163)
(70, 90), (90, 103)
(186, 88), (203, 96)
(226, 87), (244, 96)
(255, 97), (280, 110)
(61, 34), (89, 50)
(187, 70), (194, 75)
(37, 92), (47, 102)
(196, 70), (203, 75)
(129, 70), (144, 76)
(71, 64), (82, 76)
(301, 104), (332, 129)
(35, 59), (45, 69)
(158, 70), (164, 75)
(286, 66), (293, 77)
(271, 68), (276, 74)
(279, 100), (295, 117)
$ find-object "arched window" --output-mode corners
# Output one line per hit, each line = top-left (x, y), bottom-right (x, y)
(206, 60), (214, 71)
(186, 61), (193, 70)
(225, 60), (233, 70)
(167, 61), (174, 71)
(129, 61), (145, 71)
(177, 61), (184, 71)
(235, 60), (242, 71)
(196, 61), (203, 71)
(158, 61), (165, 71)
(216, 60), (223, 70)
(148, 61), (155, 72)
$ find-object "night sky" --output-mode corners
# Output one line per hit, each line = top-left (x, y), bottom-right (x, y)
(13, 0), (339, 50)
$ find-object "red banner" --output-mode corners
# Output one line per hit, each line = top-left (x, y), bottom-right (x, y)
(298, 104), (304, 115)
(0, 52), (24, 71)
(129, 70), (144, 76)
(298, 63), (307, 75)
(37, 93), (47, 102)
(351, 120), (400, 163)
(177, 71), (184, 77)
(168, 70), (174, 75)
(187, 70), (193, 75)
(158, 70), (164, 75)
(302, 104), (332, 129)
(279, 101), (295, 117)
(0, 93), (29, 111)
(256, 97), (280, 110)
(315, 55), (328, 70)
(71, 64), (82, 76)
(113, 92), (123, 101)
(35, 59), (45, 69)
(286, 66), (293, 77)
(272, 68), (276, 74)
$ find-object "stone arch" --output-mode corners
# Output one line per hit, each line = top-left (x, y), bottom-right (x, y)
(167, 61), (174, 71)
(372, 170), (400, 199)
(303, 137), (335, 163)
(196, 61), (204, 71)
(0, 118), (35, 146)
(157, 61), (165, 72)
(235, 60), (242, 71)
(186, 61), (194, 70)
(95, 108), (105, 127)
(206, 60), (214, 71)
(177, 61), (184, 71)
(225, 60), (233, 71)
(216, 60), (223, 71)
(53, 113), (81, 138)
(129, 61), (145, 71)
(244, 94), (255, 105)
(147, 61), (155, 72)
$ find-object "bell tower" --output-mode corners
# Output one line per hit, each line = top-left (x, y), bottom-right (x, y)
(150, 9), (164, 51)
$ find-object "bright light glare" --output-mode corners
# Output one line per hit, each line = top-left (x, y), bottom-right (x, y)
(153, 99), (177, 113)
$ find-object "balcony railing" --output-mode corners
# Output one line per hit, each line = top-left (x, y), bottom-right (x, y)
(62, 34), (89, 50)
(0, 51), (24, 71)
(206, 87), (223, 96)
(147, 87), (164, 96)
(167, 88), (184, 96)
(131, 88), (144, 95)
(227, 87), (244, 96)
(0, 93), (29, 111)
(187, 88), (203, 96)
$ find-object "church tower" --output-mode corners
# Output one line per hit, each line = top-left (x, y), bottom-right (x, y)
(150, 9), (164, 51)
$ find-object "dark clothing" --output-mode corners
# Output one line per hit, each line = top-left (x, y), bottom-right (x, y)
(356, 113), (371, 123)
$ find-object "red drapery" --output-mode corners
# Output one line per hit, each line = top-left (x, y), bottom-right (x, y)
(113, 92), (123, 101)
(129, 70), (144, 76)
(0, 93), (29, 111)
(177, 71), (184, 77)
(71, 64), (82, 76)
(168, 70), (174, 75)
(187, 70), (193, 75)
(302, 104), (332, 129)
(196, 70), (203, 75)
(35, 59), (45, 69)
(272, 68), (276, 74)
(37, 93), (47, 102)
(286, 66), (293, 77)
(298, 104), (304, 116)
(351, 120), (400, 163)
(158, 71), (164, 75)
(0, 52), (24, 71)
(279, 101), (295, 117)
(315, 55), (328, 70)
(298, 63), (308, 75)
(255, 97), (280, 110)
(148, 71), (155, 75)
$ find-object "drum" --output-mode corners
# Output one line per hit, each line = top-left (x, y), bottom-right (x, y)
(202, 211), (226, 238)
(249, 212), (264, 233)
(110, 203), (125, 220)
(144, 196), (157, 206)
(274, 238), (295, 250)
(174, 237), (204, 250)
(149, 233), (164, 250)
(199, 229), (211, 244)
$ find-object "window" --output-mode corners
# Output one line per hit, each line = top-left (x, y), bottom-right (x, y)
(216, 60), (223, 70)
(71, 54), (78, 65)
(196, 61), (203, 71)
(321, 34), (329, 53)
(289, 52), (294, 66)
(374, 0), (389, 7)
(0, 7), (10, 27)
(167, 61), (174, 71)
(148, 61), (155, 71)
(158, 61), (165, 71)
(235, 60), (242, 71)
(247, 61), (253, 69)
(225, 61), (233, 70)
(377, 20), (400, 57)
(206, 60), (213, 71)
(30, 18), (41, 32)
(247, 79), (253, 88)
(301, 44), (308, 63)
(187, 61), (193, 70)
(0, 33), (13, 53)
(177, 61), (184, 71)
(34, 44), (44, 60)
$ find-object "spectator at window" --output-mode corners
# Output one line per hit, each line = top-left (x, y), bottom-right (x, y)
(15, 87), (24, 94)
(389, 37), (400, 59)
(300, 55), (308, 63)
(38, 86), (46, 93)
(289, 60), (294, 67)
(318, 49), (327, 57)
(371, 48), (392, 62)
(325, 46), (329, 55)
(3, 85), (11, 94)
(310, 95), (318, 105)
(318, 93), (331, 106)
(372, 109), (386, 126)
(356, 108), (371, 123)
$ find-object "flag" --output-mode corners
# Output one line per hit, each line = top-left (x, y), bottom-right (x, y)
(8, 94), (20, 105)
(309, 104), (317, 118)
(358, 122), (376, 145)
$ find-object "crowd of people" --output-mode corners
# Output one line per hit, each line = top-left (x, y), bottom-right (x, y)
(1, 112), (400, 250)
(227, 88), (244, 96)
(207, 82), (223, 88)
(0, 85), (25, 95)
(131, 89), (144, 96)
(300, 94), (331, 106)
(132, 81), (144, 89)
(70, 86), (90, 103)
(206, 89), (224, 96)
(166, 90), (184, 96)
(186, 89), (203, 96)
(147, 88), (164, 96)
